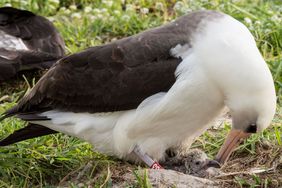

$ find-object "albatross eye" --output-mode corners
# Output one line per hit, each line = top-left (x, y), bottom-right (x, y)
(246, 124), (257, 133)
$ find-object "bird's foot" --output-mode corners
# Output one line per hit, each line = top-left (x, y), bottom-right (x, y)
(161, 148), (221, 178)
(132, 145), (163, 169)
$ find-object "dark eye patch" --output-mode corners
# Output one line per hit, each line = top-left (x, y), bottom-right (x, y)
(246, 124), (257, 133)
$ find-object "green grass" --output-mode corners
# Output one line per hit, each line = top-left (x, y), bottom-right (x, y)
(0, 0), (281, 187)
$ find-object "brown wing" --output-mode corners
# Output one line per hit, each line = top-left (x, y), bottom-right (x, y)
(9, 46), (181, 114)
(5, 30), (185, 115)
(4, 10), (222, 115)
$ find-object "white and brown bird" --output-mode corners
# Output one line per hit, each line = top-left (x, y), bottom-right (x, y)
(0, 7), (65, 81)
(0, 10), (276, 169)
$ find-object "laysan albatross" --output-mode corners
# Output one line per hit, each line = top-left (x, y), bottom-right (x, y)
(0, 7), (65, 81)
(0, 10), (276, 169)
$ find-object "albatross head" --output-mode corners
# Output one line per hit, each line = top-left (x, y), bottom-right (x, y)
(212, 38), (277, 164)
(197, 16), (278, 164)
(215, 79), (276, 164)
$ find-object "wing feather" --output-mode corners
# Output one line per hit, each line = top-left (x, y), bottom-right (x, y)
(4, 10), (222, 115)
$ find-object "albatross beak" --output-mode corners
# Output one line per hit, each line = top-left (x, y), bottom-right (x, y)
(215, 129), (251, 164)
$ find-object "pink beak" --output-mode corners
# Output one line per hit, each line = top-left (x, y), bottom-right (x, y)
(215, 129), (251, 164)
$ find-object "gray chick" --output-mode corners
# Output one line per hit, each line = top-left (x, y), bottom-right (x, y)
(161, 149), (221, 178)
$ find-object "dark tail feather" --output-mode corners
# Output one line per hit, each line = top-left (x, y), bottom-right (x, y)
(0, 110), (50, 122)
(16, 113), (50, 121)
(0, 123), (57, 146)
